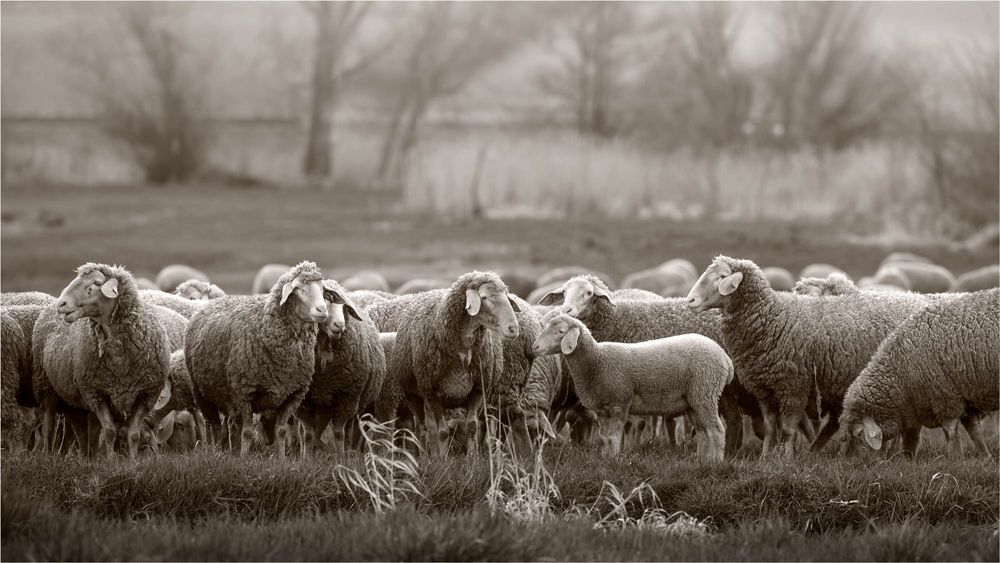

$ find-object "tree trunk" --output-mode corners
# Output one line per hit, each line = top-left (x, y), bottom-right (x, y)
(303, 4), (334, 180)
(375, 95), (410, 185)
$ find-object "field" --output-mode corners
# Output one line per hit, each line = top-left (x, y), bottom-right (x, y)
(2, 181), (998, 561)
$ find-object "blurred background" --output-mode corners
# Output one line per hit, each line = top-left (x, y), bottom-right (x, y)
(2, 1), (998, 293)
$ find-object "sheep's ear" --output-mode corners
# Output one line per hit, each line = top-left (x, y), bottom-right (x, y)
(862, 416), (883, 451)
(560, 327), (580, 355)
(208, 285), (225, 299)
(100, 278), (119, 299)
(280, 278), (299, 305)
(507, 295), (522, 313)
(344, 302), (364, 322)
(465, 288), (482, 316)
(156, 411), (176, 444)
(593, 285), (612, 302)
(718, 272), (743, 296)
(538, 289), (565, 306)
(153, 379), (172, 411)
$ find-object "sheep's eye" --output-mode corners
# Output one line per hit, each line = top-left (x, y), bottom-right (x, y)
(586, 290), (593, 297)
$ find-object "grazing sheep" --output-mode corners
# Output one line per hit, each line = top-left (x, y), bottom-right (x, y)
(798, 263), (845, 280)
(537, 274), (752, 457)
(869, 265), (912, 291)
(887, 262), (955, 293)
(251, 263), (291, 295)
(1, 310), (32, 449)
(141, 289), (206, 319)
(298, 280), (386, 454)
(952, 265), (1000, 292)
(379, 272), (516, 456)
(153, 410), (198, 453)
(762, 267), (795, 292)
(342, 270), (391, 293)
(175, 279), (226, 300)
(536, 266), (616, 291)
(156, 264), (209, 293)
(33, 263), (171, 458)
(186, 261), (329, 458)
(348, 289), (396, 309)
(151, 350), (207, 444)
(840, 289), (999, 459)
(879, 252), (933, 269)
(792, 273), (858, 297)
(395, 278), (452, 295)
(686, 256), (948, 459)
(532, 314), (732, 460)
(0, 291), (55, 307)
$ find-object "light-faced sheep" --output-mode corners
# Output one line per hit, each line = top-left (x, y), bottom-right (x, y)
(532, 314), (732, 460)
(762, 267), (795, 292)
(376, 272), (516, 456)
(792, 273), (858, 297)
(33, 263), (171, 457)
(297, 280), (386, 455)
(342, 270), (391, 293)
(395, 278), (452, 295)
(156, 264), (209, 293)
(185, 261), (328, 458)
(0, 291), (55, 307)
(841, 289), (999, 459)
(887, 262), (955, 293)
(952, 265), (999, 293)
(537, 275), (753, 457)
(252, 263), (291, 294)
(153, 410), (198, 453)
(175, 279), (226, 300)
(798, 263), (845, 280)
(687, 256), (947, 459)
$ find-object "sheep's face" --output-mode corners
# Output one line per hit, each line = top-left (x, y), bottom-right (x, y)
(687, 261), (742, 313)
(532, 315), (581, 356)
(56, 269), (119, 323)
(280, 276), (329, 324)
(844, 414), (889, 452)
(538, 277), (611, 320)
(156, 410), (197, 452)
(466, 281), (520, 341)
(175, 280), (222, 301)
(320, 281), (364, 339)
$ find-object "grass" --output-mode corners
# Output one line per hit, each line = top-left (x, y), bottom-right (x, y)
(3, 438), (997, 560)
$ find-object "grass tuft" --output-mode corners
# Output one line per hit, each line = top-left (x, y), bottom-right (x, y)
(332, 415), (424, 513)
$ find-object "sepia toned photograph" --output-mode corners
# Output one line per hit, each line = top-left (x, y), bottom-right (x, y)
(1, 1), (998, 561)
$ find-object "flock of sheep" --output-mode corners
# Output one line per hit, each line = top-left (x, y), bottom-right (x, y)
(1, 253), (997, 463)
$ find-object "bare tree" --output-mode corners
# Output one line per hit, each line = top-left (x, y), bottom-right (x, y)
(69, 5), (209, 184)
(301, 1), (389, 183)
(536, 2), (638, 138)
(765, 2), (910, 149)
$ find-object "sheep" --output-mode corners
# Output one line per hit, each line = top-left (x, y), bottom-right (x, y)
(156, 264), (210, 293)
(613, 288), (664, 301)
(659, 259), (698, 281)
(252, 263), (291, 294)
(378, 271), (517, 456)
(792, 273), (858, 297)
(342, 270), (391, 293)
(532, 314), (732, 460)
(152, 410), (198, 453)
(297, 279), (386, 455)
(886, 262), (955, 293)
(185, 261), (329, 458)
(348, 289), (396, 309)
(174, 279), (226, 300)
(879, 252), (933, 269)
(0, 291), (55, 307)
(135, 277), (159, 291)
(510, 348), (564, 447)
(151, 350), (207, 444)
(2, 305), (45, 409)
(869, 265), (912, 291)
(395, 278), (452, 295)
(527, 282), (565, 307)
(32, 263), (171, 458)
(141, 289), (206, 319)
(952, 265), (1000, 292)
(798, 263), (845, 280)
(840, 289), (999, 459)
(537, 274), (751, 457)
(154, 305), (188, 352)
(762, 267), (795, 292)
(536, 266), (616, 290)
(686, 255), (948, 459)
(2, 309), (32, 450)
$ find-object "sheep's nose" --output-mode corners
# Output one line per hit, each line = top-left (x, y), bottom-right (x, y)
(559, 305), (573, 314)
(312, 306), (329, 320)
(56, 299), (68, 309)
(503, 323), (519, 339)
(329, 319), (346, 332)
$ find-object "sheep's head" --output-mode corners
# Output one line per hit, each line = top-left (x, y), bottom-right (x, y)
(461, 273), (520, 341)
(537, 275), (611, 320)
(793, 273), (857, 297)
(155, 410), (197, 452)
(56, 263), (131, 324)
(320, 280), (365, 339)
(532, 313), (584, 356)
(842, 414), (886, 452)
(687, 256), (743, 313)
(175, 279), (225, 301)
(273, 262), (328, 324)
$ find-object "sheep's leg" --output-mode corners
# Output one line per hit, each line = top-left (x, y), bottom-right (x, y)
(601, 407), (627, 456)
(662, 416), (677, 448)
(721, 402), (743, 459)
(238, 404), (255, 457)
(125, 402), (148, 459)
(759, 402), (778, 459)
(779, 412), (802, 460)
(92, 402), (118, 458)
(192, 409), (209, 448)
(961, 415), (993, 460)
(900, 427), (921, 459)
(328, 398), (358, 456)
(940, 418), (962, 459)
(461, 392), (484, 457)
(423, 398), (447, 457)
(272, 396), (302, 460)
(39, 396), (58, 453)
(65, 410), (91, 458)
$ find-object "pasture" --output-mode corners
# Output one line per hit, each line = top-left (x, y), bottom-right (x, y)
(2, 182), (998, 561)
